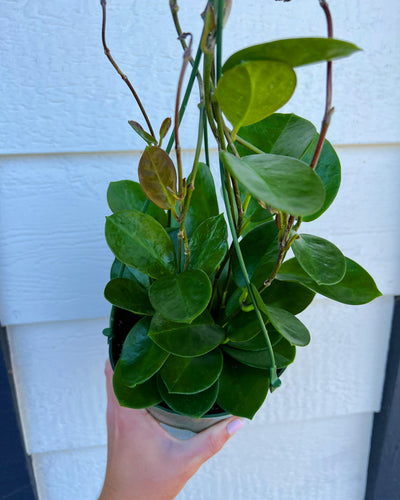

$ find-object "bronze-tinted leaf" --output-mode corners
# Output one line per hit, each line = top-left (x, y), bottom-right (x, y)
(138, 146), (177, 210)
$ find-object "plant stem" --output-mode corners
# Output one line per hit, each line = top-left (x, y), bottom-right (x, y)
(310, 0), (334, 170)
(234, 134), (265, 155)
(260, 215), (297, 292)
(174, 34), (193, 272)
(100, 0), (155, 140)
(203, 53), (220, 143)
(222, 123), (245, 234)
(169, 1), (204, 88)
(260, 1), (335, 290)
(180, 106), (205, 270)
(215, 0), (279, 390)
(166, 43), (204, 155)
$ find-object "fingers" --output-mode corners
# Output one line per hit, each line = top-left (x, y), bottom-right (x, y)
(183, 417), (243, 467)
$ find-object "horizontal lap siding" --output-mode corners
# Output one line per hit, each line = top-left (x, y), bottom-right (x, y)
(1, 1), (399, 499)
(1, 146), (399, 326)
(31, 413), (374, 500)
(0, 1), (399, 155)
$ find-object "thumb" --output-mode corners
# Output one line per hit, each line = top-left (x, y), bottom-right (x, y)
(184, 417), (243, 467)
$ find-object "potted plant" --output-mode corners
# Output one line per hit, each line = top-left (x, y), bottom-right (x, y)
(101, 0), (381, 431)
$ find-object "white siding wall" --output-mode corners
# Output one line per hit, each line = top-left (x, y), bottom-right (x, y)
(1, 1), (399, 499)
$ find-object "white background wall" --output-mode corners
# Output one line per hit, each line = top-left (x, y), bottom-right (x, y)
(1, 1), (399, 499)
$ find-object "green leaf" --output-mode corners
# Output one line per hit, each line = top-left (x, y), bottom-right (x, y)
(157, 377), (219, 418)
(228, 330), (268, 351)
(189, 215), (228, 276)
(149, 312), (226, 357)
(185, 163), (219, 238)
(234, 114), (341, 222)
(229, 328), (296, 364)
(236, 113), (317, 159)
(226, 309), (263, 342)
(160, 349), (223, 394)
(252, 286), (310, 346)
(292, 234), (346, 285)
(222, 345), (271, 369)
(260, 279), (315, 315)
(128, 120), (157, 146)
(149, 269), (212, 323)
(222, 38), (361, 72)
(119, 317), (169, 387)
(223, 335), (295, 369)
(138, 146), (177, 210)
(217, 354), (269, 419)
(113, 360), (161, 409)
(301, 137), (341, 221)
(107, 180), (167, 226)
(232, 221), (279, 288)
(111, 256), (151, 289)
(221, 151), (325, 217)
(104, 278), (154, 315)
(105, 210), (176, 279)
(244, 197), (274, 223)
(215, 60), (296, 134)
(277, 257), (382, 305)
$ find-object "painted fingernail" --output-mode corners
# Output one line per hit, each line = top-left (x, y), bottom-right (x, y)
(227, 418), (243, 436)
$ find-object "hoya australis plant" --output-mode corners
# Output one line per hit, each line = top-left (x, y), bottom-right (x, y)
(101, 0), (381, 420)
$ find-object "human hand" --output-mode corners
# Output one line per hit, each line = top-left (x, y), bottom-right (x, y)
(99, 360), (243, 500)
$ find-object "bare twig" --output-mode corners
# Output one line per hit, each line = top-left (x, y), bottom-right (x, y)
(310, 0), (334, 170)
(100, 0), (155, 139)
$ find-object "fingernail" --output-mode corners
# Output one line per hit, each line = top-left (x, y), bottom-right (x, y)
(227, 418), (243, 436)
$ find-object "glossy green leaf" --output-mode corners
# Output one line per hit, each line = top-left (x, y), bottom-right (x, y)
(189, 215), (228, 276)
(119, 317), (169, 387)
(105, 210), (176, 279)
(149, 269), (212, 323)
(223, 38), (361, 72)
(104, 278), (154, 315)
(149, 312), (226, 357)
(228, 331), (269, 351)
(111, 258), (149, 284)
(226, 309), (263, 342)
(244, 197), (274, 223)
(222, 345), (271, 369)
(185, 163), (219, 238)
(217, 354), (269, 419)
(223, 334), (295, 369)
(292, 234), (346, 285)
(235, 113), (341, 222)
(215, 60), (296, 134)
(301, 137), (341, 221)
(113, 360), (161, 409)
(160, 349), (223, 394)
(107, 180), (167, 226)
(277, 257), (382, 305)
(221, 151), (325, 216)
(228, 326), (289, 365)
(128, 120), (157, 146)
(260, 279), (315, 315)
(157, 377), (219, 418)
(232, 221), (279, 288)
(236, 113), (317, 159)
(252, 286), (310, 346)
(138, 146), (177, 210)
